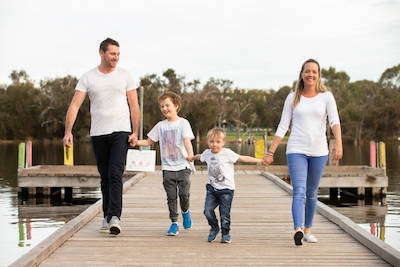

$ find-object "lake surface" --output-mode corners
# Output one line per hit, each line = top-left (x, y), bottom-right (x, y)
(0, 141), (399, 266)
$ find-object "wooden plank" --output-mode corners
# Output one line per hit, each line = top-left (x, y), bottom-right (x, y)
(13, 172), (394, 266)
(9, 173), (146, 267)
(261, 171), (400, 267)
(319, 176), (388, 188)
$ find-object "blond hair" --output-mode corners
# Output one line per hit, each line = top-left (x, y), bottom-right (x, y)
(206, 128), (226, 141)
(158, 91), (182, 112)
(293, 59), (330, 107)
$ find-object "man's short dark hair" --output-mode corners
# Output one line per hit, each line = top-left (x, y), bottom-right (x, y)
(100, 38), (119, 52)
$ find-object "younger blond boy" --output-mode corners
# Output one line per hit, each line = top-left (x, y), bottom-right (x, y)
(137, 91), (195, 235)
(187, 128), (262, 243)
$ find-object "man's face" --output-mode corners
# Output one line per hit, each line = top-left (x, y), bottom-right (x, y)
(101, 44), (120, 68)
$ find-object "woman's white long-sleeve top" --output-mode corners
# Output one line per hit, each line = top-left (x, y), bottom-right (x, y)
(275, 92), (340, 156)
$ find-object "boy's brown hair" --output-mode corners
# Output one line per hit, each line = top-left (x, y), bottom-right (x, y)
(206, 128), (226, 141)
(158, 91), (182, 112)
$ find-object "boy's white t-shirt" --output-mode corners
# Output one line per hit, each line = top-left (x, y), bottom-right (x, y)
(200, 148), (240, 190)
(147, 118), (195, 172)
(75, 66), (137, 136)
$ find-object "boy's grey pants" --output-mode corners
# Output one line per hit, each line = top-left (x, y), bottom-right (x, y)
(162, 169), (191, 222)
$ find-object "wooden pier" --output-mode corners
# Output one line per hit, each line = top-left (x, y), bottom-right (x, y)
(11, 168), (400, 267)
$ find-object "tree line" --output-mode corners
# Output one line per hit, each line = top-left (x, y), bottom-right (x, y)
(1, 64), (399, 144)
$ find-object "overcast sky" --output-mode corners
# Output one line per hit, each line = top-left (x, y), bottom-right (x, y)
(1, 0), (399, 90)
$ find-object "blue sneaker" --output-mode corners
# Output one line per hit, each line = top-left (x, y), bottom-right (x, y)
(221, 234), (231, 243)
(167, 223), (179, 236)
(182, 210), (192, 229)
(208, 226), (220, 242)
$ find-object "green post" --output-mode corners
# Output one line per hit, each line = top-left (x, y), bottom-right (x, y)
(18, 142), (26, 169)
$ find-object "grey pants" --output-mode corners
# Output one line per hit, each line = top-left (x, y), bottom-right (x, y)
(162, 169), (191, 222)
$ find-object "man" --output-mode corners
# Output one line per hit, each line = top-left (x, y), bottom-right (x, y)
(63, 38), (140, 235)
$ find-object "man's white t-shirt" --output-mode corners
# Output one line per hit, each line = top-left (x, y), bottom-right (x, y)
(75, 66), (137, 136)
(147, 118), (195, 172)
(200, 148), (240, 190)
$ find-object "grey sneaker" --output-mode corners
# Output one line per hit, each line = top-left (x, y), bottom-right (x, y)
(99, 217), (110, 233)
(109, 216), (121, 235)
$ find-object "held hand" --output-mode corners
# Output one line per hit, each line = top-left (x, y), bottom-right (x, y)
(63, 133), (73, 147)
(332, 143), (343, 161)
(186, 156), (194, 162)
(128, 133), (138, 147)
(262, 154), (274, 166)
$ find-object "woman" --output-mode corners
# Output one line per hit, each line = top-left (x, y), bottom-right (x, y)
(262, 59), (343, 246)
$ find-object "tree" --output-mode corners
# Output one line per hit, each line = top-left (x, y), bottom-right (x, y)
(38, 76), (84, 139)
(321, 67), (350, 108)
(9, 70), (31, 85)
(340, 80), (377, 144)
(183, 79), (218, 142)
(225, 89), (253, 141)
(162, 69), (184, 94)
(379, 64), (400, 87)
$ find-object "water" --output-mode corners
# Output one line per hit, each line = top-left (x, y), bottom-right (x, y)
(0, 141), (399, 266)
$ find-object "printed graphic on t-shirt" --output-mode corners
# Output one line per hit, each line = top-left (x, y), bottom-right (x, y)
(208, 157), (226, 182)
(160, 126), (185, 166)
(162, 129), (178, 162)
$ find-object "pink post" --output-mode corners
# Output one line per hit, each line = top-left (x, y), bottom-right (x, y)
(26, 141), (32, 168)
(370, 141), (376, 168)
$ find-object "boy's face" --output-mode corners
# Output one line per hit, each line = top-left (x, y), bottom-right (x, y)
(207, 136), (225, 154)
(159, 97), (179, 120)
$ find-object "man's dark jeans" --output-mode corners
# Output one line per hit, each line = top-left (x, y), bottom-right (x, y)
(91, 132), (130, 220)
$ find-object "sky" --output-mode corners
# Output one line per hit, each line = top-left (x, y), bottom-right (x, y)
(1, 0), (399, 90)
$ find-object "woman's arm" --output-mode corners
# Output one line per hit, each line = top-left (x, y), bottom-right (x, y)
(262, 136), (283, 166)
(331, 124), (343, 161)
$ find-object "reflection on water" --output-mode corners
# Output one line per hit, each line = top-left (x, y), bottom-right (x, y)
(1, 140), (400, 266)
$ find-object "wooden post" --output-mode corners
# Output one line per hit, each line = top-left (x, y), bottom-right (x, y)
(139, 86), (144, 141)
(26, 141), (32, 168)
(18, 142), (26, 197)
(63, 143), (74, 166)
(63, 143), (73, 200)
(255, 140), (264, 159)
(18, 142), (26, 169)
(370, 141), (376, 168)
(328, 139), (339, 201)
(374, 142), (387, 198)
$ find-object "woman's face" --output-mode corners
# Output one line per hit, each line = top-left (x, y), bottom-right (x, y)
(301, 62), (320, 87)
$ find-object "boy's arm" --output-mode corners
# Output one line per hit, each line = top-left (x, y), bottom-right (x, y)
(183, 137), (194, 157)
(136, 138), (154, 147)
(237, 155), (263, 164)
(186, 154), (201, 162)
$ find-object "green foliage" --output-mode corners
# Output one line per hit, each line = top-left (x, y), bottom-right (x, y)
(2, 64), (400, 142)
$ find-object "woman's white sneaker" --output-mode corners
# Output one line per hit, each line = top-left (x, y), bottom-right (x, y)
(304, 233), (318, 243)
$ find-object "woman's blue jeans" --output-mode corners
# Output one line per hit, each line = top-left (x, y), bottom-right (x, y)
(204, 184), (234, 235)
(287, 153), (328, 229)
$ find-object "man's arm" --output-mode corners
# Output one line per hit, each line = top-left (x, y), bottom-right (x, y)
(63, 91), (87, 147)
(127, 89), (140, 147)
